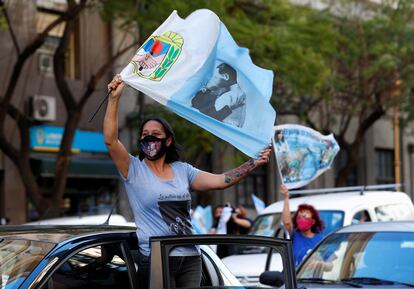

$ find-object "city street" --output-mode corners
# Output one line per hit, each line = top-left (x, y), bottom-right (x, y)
(0, 0), (414, 288)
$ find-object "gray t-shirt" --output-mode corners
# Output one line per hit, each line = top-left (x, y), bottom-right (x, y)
(122, 154), (200, 256)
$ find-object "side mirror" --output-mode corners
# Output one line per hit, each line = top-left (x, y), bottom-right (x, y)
(259, 271), (285, 287)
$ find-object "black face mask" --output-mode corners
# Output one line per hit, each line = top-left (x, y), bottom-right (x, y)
(139, 135), (167, 161)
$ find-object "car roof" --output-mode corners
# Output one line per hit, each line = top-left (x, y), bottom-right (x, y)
(24, 214), (136, 227)
(337, 221), (414, 233)
(260, 191), (412, 214)
(0, 225), (136, 244)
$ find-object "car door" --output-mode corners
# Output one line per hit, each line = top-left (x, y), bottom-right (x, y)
(28, 236), (138, 289)
(149, 234), (297, 289)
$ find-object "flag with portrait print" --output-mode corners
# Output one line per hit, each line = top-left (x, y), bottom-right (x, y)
(273, 124), (340, 189)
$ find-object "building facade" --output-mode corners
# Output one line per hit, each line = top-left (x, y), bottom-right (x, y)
(0, 0), (139, 224)
(0, 0), (412, 224)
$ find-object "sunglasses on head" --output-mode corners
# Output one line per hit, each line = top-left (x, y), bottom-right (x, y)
(297, 213), (313, 219)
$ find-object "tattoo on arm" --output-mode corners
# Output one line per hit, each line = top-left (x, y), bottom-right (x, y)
(224, 159), (256, 184)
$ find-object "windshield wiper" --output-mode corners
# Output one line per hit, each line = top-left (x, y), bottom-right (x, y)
(298, 278), (336, 284)
(338, 280), (363, 288)
(341, 277), (414, 287)
(299, 278), (362, 288)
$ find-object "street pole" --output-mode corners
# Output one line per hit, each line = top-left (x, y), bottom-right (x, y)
(393, 79), (402, 191)
(394, 105), (401, 190)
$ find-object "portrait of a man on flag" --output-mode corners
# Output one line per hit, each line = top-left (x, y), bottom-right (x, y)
(192, 62), (246, 128)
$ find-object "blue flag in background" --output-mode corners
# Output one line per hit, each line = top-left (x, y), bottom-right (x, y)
(252, 194), (266, 214)
(191, 205), (213, 234)
(121, 10), (275, 158)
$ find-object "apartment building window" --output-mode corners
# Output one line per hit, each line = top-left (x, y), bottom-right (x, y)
(376, 148), (395, 184)
(36, 10), (79, 79)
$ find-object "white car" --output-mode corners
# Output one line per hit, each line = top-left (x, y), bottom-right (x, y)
(222, 185), (414, 285)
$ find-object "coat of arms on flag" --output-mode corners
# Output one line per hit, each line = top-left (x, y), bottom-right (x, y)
(131, 32), (183, 81)
(121, 9), (276, 158)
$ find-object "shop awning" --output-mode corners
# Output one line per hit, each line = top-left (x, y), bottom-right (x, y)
(30, 156), (119, 179)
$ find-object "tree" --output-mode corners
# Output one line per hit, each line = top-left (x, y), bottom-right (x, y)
(270, 0), (414, 185)
(0, 0), (139, 217)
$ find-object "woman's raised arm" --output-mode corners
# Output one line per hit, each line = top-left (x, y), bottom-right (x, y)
(104, 74), (130, 178)
(191, 146), (271, 191)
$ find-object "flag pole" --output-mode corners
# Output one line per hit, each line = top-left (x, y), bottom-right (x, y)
(88, 89), (112, 123)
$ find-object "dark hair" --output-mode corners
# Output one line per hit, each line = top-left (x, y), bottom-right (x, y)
(217, 63), (237, 85)
(292, 203), (324, 234)
(138, 116), (180, 163)
(212, 205), (223, 227)
(275, 130), (284, 141)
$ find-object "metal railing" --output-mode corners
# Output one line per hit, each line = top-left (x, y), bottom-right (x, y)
(289, 183), (402, 196)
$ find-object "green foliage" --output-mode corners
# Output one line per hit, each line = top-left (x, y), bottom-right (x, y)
(95, 0), (414, 181)
(0, 9), (7, 30)
(96, 0), (338, 112)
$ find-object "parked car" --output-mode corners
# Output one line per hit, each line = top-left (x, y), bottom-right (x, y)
(252, 186), (414, 238)
(0, 225), (296, 289)
(25, 213), (136, 227)
(294, 221), (414, 287)
(223, 186), (414, 285)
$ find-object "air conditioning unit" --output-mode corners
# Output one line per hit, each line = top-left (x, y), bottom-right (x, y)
(38, 53), (54, 76)
(30, 95), (56, 122)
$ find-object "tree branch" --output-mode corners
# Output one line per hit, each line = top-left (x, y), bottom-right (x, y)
(53, 18), (77, 110)
(1, 3), (20, 54)
(79, 40), (138, 107)
(355, 105), (385, 143)
(0, 0), (86, 125)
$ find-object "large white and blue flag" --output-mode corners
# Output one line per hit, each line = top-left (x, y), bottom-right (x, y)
(120, 9), (275, 157)
(273, 124), (340, 189)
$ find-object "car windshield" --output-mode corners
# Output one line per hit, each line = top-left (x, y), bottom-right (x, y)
(0, 238), (54, 289)
(250, 210), (344, 237)
(297, 231), (414, 285)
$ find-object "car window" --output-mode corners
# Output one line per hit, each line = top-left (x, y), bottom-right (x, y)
(250, 213), (282, 237)
(0, 238), (54, 289)
(351, 210), (371, 224)
(161, 243), (286, 288)
(319, 211), (344, 235)
(41, 243), (133, 289)
(200, 248), (221, 286)
(251, 211), (344, 237)
(297, 231), (414, 284)
(375, 203), (414, 221)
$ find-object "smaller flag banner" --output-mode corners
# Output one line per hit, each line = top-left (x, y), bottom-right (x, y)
(191, 205), (213, 234)
(251, 194), (265, 214)
(216, 206), (233, 234)
(272, 124), (340, 189)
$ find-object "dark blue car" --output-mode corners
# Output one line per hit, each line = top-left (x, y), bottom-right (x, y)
(0, 225), (296, 289)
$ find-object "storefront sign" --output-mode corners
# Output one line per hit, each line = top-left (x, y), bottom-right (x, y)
(30, 126), (108, 153)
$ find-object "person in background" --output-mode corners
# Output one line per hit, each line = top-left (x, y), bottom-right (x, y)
(280, 184), (324, 266)
(209, 205), (223, 234)
(0, 217), (9, 225)
(231, 206), (253, 235)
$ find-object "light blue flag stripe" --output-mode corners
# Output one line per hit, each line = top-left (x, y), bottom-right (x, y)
(215, 24), (273, 101)
(167, 23), (276, 157)
(252, 194), (266, 213)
